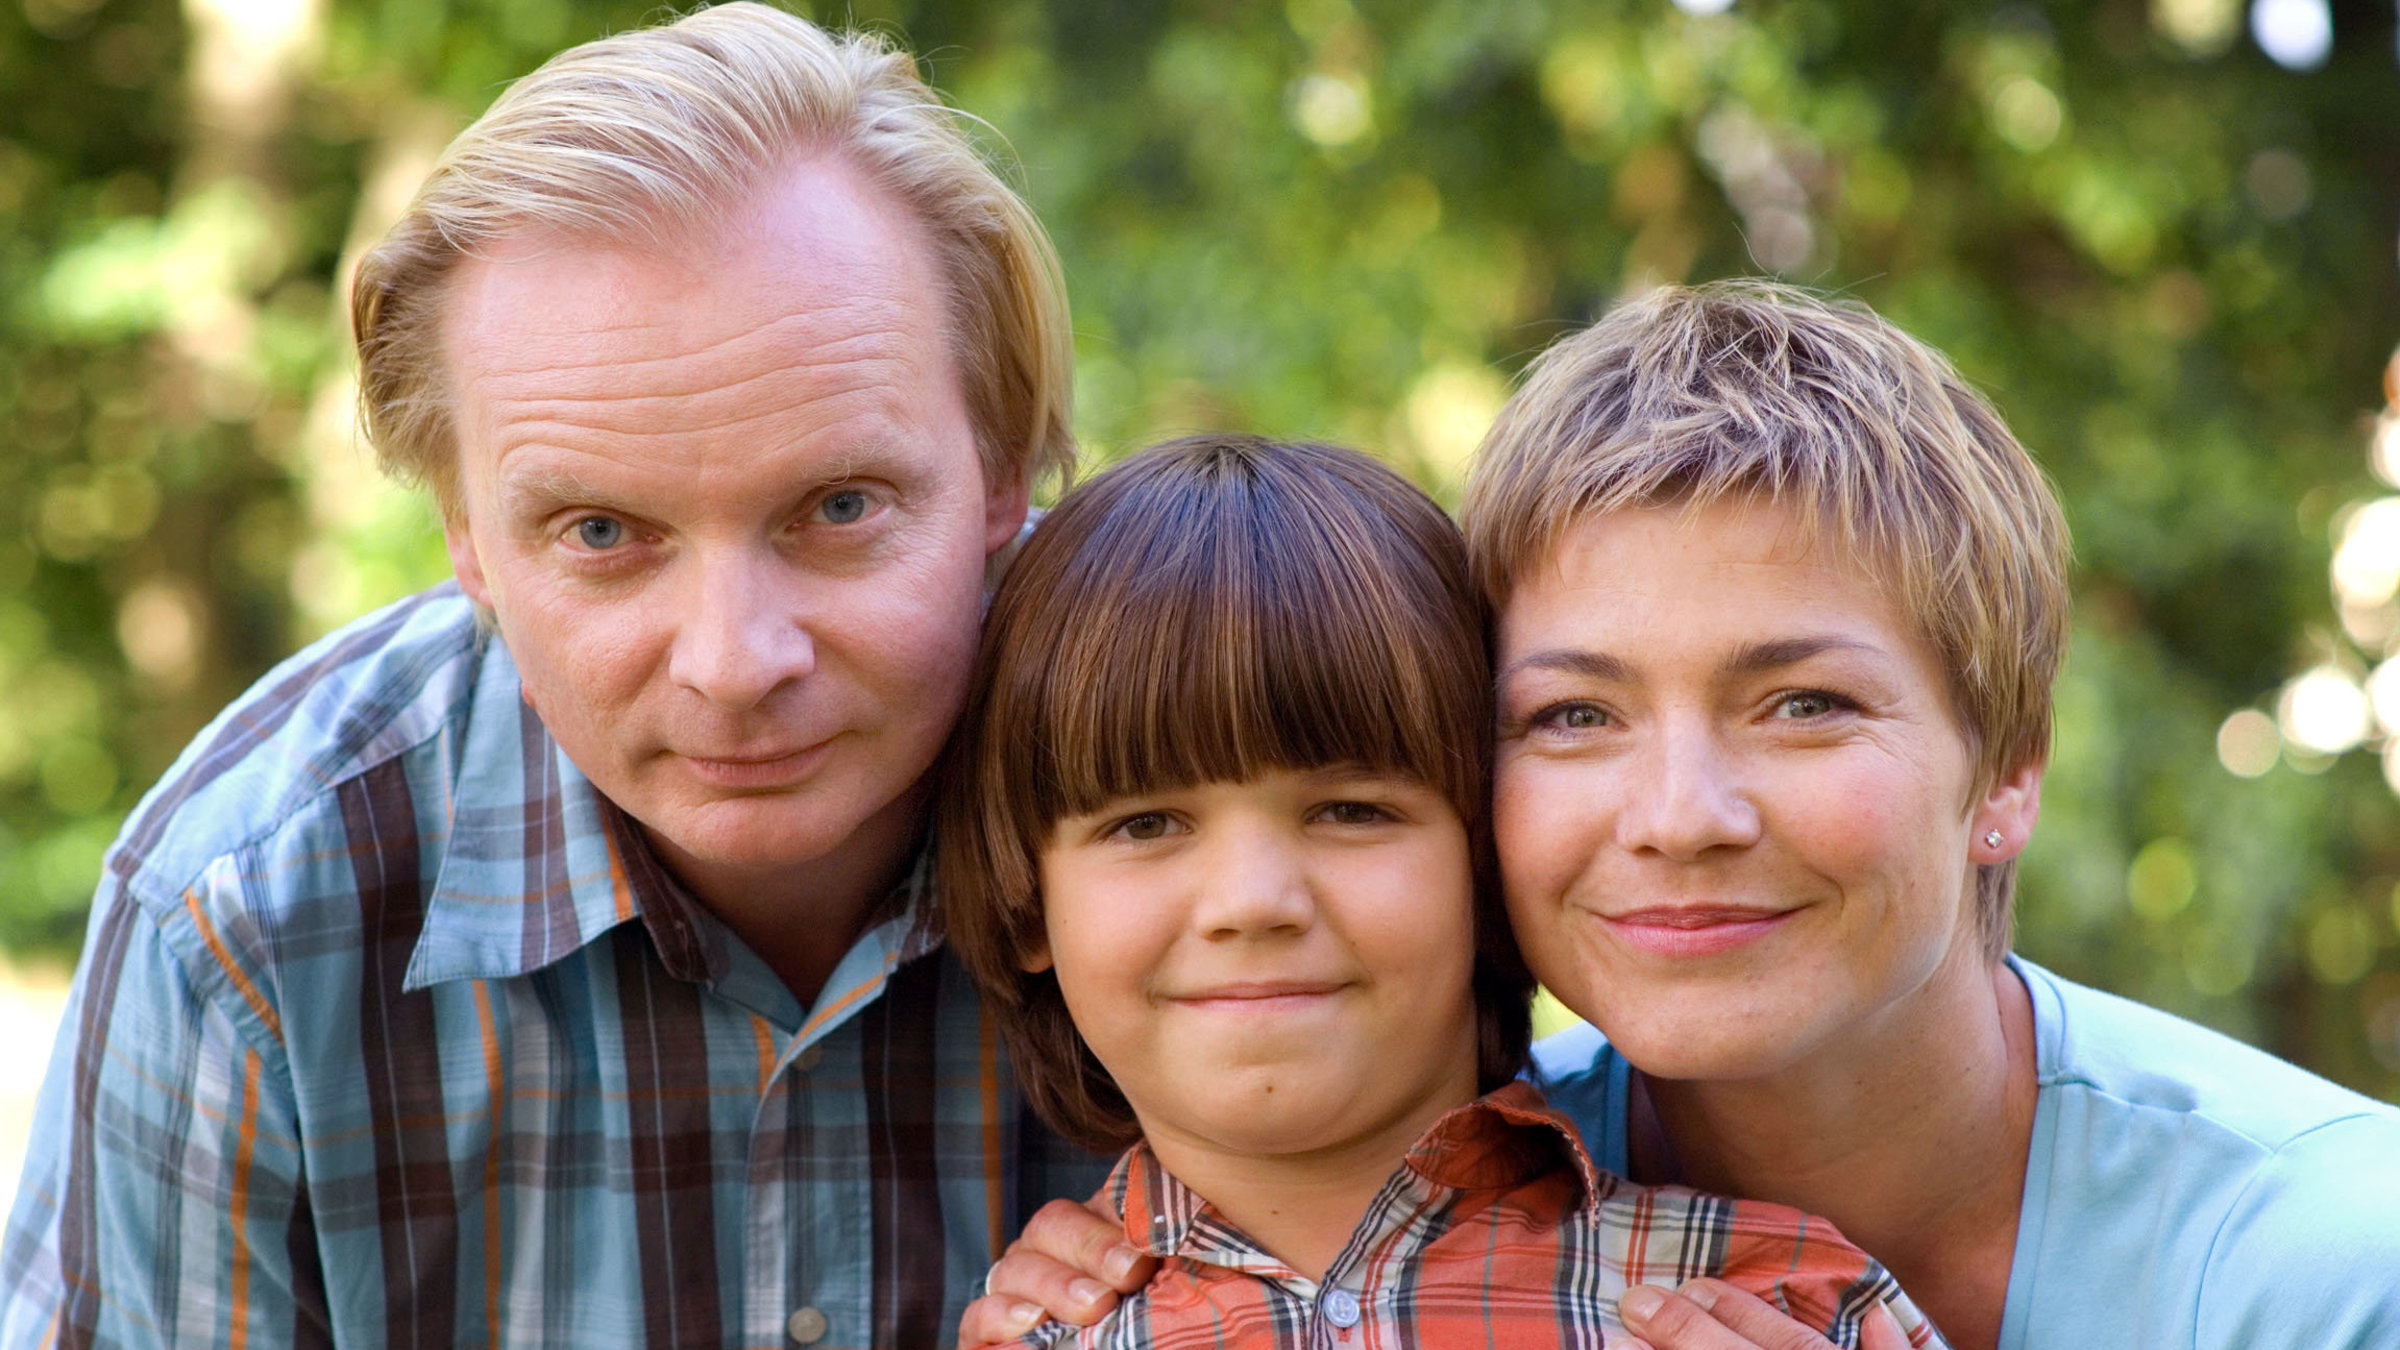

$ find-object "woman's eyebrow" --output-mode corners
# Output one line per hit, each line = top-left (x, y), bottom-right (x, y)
(1497, 648), (1631, 683)
(1724, 635), (1878, 676)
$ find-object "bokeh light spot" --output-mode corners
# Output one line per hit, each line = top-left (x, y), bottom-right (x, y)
(1991, 77), (2064, 153)
(2153, 0), (2244, 55)
(2279, 666), (2370, 755)
(38, 740), (117, 817)
(2251, 0), (2332, 70)
(2308, 907), (2377, 984)
(2127, 838), (2199, 920)
(1290, 72), (1372, 148)
(2245, 148), (2312, 220)
(2217, 708), (2280, 777)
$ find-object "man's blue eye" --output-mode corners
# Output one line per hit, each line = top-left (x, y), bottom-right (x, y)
(576, 517), (624, 549)
(821, 490), (869, 524)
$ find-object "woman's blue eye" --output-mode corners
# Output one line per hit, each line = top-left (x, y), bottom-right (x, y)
(1777, 692), (1837, 718)
(1541, 703), (1605, 730)
(821, 490), (869, 524)
(576, 517), (624, 549)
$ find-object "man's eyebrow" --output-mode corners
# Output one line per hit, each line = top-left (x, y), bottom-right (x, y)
(1497, 648), (1632, 683)
(493, 463), (642, 517)
(1724, 635), (1878, 676)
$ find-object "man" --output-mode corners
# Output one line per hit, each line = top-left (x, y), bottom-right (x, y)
(2, 7), (1103, 1346)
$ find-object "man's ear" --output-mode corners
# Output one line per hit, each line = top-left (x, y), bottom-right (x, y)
(443, 510), (496, 612)
(983, 467), (1032, 557)
(1972, 756), (2044, 863)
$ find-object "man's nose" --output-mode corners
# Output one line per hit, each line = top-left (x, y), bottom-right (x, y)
(667, 549), (816, 709)
(1192, 823), (1317, 940)
(1615, 714), (1762, 860)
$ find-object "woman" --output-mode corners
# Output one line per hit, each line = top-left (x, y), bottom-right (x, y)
(963, 284), (2400, 1350)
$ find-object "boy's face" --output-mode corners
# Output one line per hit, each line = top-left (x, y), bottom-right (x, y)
(1032, 767), (1482, 1169)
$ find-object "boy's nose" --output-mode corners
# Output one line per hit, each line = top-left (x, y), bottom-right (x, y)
(1191, 827), (1316, 940)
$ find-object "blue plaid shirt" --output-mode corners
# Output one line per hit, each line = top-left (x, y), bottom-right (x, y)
(1, 583), (1107, 1349)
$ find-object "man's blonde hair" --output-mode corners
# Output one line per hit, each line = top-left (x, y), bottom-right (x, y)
(351, 2), (1074, 513)
(1461, 281), (2070, 957)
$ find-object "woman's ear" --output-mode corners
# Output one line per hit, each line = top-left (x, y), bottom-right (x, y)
(1972, 757), (2044, 862)
(1018, 935), (1053, 974)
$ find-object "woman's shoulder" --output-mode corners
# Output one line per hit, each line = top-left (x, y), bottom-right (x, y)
(2016, 956), (2399, 1152)
(2008, 957), (2400, 1349)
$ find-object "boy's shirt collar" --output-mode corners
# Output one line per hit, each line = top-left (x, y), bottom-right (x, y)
(1106, 1080), (1609, 1285)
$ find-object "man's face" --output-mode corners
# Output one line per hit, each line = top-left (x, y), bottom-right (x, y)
(440, 157), (1027, 902)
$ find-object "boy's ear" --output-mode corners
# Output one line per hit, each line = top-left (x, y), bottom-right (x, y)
(1017, 936), (1053, 974)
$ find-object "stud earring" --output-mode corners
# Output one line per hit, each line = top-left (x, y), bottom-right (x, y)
(1983, 829), (2004, 849)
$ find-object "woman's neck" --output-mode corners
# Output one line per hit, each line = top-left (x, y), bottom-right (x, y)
(1140, 1080), (1478, 1284)
(1634, 957), (2039, 1350)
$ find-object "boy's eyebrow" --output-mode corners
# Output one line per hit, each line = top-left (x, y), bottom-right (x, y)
(1497, 648), (1631, 683)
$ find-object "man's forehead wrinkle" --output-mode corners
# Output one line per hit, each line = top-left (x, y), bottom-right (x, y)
(470, 301), (924, 388)
(481, 349), (910, 428)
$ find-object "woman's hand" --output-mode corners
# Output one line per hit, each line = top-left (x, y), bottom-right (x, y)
(954, 1198), (1158, 1350)
(1620, 1279), (1916, 1350)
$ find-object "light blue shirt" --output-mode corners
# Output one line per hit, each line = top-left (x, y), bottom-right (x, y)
(1533, 957), (2400, 1349)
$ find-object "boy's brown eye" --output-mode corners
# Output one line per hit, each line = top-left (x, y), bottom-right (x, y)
(1322, 801), (1386, 825)
(1120, 812), (1172, 840)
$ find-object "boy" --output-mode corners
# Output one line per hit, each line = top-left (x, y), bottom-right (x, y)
(937, 434), (1943, 1348)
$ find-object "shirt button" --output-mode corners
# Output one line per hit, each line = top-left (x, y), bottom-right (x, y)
(793, 1044), (824, 1073)
(786, 1307), (828, 1344)
(1321, 1289), (1361, 1328)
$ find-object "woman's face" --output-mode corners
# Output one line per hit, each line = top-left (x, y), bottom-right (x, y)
(1492, 497), (2038, 1082)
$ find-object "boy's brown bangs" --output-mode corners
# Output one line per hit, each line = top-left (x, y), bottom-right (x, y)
(1013, 440), (1486, 833)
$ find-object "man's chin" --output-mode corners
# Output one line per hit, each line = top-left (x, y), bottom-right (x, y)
(636, 790), (878, 873)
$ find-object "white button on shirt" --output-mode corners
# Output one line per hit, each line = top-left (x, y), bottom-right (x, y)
(786, 1307), (828, 1344)
(1321, 1289), (1361, 1328)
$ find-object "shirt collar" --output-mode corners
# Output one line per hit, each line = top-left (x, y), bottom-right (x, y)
(1110, 1080), (1611, 1272)
(404, 634), (937, 993)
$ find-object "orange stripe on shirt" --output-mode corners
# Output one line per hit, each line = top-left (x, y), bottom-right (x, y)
(474, 981), (504, 1350)
(603, 826), (635, 924)
(227, 1048), (262, 1350)
(794, 957), (898, 1044)
(750, 1016), (777, 1096)
(186, 892), (284, 1044)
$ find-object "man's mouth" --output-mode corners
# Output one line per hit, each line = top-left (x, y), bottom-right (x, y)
(675, 738), (836, 789)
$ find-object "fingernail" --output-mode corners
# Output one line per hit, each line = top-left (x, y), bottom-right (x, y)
(1102, 1244), (1140, 1282)
(1679, 1279), (1718, 1311)
(1620, 1286), (1665, 1323)
(1006, 1302), (1044, 1334)
(1070, 1278), (1109, 1308)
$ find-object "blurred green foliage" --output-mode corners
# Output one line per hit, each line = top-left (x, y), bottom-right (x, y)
(3, 0), (2399, 1101)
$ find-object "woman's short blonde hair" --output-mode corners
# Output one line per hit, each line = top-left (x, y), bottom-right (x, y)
(350, 2), (1074, 513)
(1461, 281), (2070, 958)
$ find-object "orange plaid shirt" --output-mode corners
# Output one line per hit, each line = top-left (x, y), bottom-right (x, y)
(1021, 1081), (1944, 1349)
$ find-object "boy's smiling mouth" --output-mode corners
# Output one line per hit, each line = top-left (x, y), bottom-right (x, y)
(1164, 979), (1353, 1010)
